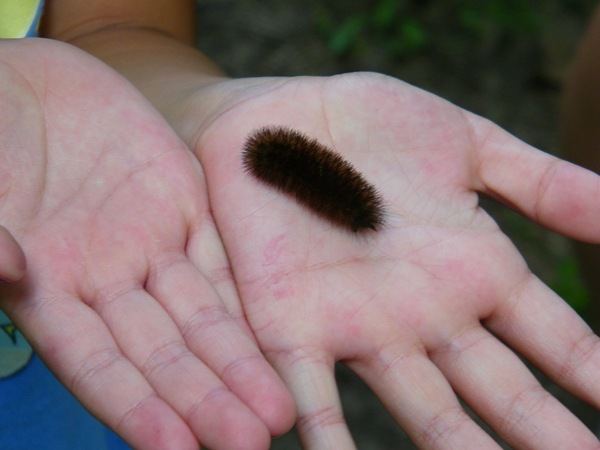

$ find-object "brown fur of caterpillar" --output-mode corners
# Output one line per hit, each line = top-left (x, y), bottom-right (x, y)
(242, 126), (385, 232)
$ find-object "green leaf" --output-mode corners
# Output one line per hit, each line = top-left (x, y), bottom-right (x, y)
(328, 14), (368, 55)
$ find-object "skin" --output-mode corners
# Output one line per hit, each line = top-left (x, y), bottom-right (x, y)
(0, 39), (294, 450)
(0, 225), (26, 282)
(157, 72), (600, 450)
(41, 1), (600, 448)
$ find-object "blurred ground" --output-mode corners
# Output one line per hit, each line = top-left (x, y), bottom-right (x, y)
(195, 1), (600, 448)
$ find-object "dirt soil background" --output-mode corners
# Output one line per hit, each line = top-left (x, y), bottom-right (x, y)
(195, 1), (600, 448)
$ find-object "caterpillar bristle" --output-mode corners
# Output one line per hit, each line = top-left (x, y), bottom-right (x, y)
(242, 126), (385, 233)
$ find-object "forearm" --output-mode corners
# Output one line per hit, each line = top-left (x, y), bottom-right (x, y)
(561, 5), (600, 170)
(41, 0), (227, 140)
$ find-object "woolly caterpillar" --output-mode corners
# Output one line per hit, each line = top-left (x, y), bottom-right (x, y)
(242, 126), (386, 233)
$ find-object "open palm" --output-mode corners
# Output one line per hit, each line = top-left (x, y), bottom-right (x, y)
(0, 39), (294, 450)
(184, 73), (600, 449)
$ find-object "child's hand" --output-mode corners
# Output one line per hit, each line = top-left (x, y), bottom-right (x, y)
(185, 72), (600, 449)
(0, 39), (294, 450)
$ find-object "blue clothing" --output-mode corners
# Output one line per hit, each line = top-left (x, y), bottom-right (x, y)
(0, 352), (129, 450)
(0, 311), (130, 449)
(0, 311), (129, 450)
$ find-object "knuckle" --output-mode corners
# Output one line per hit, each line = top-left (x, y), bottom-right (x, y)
(420, 406), (470, 448)
(141, 340), (191, 378)
(68, 346), (125, 393)
(296, 405), (346, 435)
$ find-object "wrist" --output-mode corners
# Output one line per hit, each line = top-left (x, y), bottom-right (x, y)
(66, 26), (227, 132)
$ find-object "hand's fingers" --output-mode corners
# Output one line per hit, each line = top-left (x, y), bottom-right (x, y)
(0, 225), (25, 282)
(185, 217), (242, 314)
(486, 273), (600, 410)
(147, 255), (295, 436)
(88, 284), (271, 450)
(7, 290), (198, 450)
(431, 324), (599, 449)
(271, 350), (356, 449)
(471, 115), (600, 242)
(350, 341), (501, 450)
